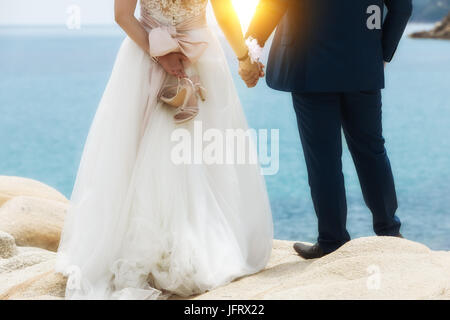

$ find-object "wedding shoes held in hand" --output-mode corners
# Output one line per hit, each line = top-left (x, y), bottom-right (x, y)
(159, 76), (206, 124)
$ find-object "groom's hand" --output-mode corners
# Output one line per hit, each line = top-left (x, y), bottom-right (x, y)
(239, 57), (264, 88)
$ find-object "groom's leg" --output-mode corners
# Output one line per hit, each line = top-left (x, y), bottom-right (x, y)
(341, 91), (401, 236)
(292, 92), (351, 253)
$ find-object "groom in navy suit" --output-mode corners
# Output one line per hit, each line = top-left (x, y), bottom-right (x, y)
(243, 0), (412, 258)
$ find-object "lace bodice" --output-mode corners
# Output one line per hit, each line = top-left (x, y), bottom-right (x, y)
(140, 0), (208, 25)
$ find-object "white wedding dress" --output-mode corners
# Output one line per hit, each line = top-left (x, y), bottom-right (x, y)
(55, 0), (273, 300)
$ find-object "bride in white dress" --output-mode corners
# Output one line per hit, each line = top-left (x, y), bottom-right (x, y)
(55, 0), (273, 300)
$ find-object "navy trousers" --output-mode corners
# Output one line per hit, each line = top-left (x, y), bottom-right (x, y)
(292, 91), (401, 253)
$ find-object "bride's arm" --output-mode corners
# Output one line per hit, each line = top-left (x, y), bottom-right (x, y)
(210, 0), (248, 59)
(211, 0), (262, 87)
(115, 0), (149, 53)
(114, 0), (187, 77)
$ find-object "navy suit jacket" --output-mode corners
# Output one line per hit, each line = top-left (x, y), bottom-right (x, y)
(248, 0), (413, 93)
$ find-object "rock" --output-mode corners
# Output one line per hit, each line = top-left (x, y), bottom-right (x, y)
(0, 247), (55, 274)
(1, 237), (449, 300)
(0, 176), (68, 208)
(0, 268), (66, 300)
(0, 231), (17, 259)
(410, 13), (450, 39)
(0, 196), (67, 252)
(0, 246), (66, 300)
(194, 237), (450, 300)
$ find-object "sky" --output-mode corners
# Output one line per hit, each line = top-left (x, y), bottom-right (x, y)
(0, 0), (260, 28)
(0, 0), (117, 25)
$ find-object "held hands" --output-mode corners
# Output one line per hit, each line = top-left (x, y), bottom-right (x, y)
(238, 56), (265, 88)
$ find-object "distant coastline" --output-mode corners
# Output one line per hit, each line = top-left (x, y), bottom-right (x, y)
(410, 13), (450, 39)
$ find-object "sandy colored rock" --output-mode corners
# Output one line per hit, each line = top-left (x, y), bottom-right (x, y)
(1, 237), (449, 300)
(0, 196), (67, 251)
(194, 237), (450, 300)
(0, 246), (62, 299)
(0, 176), (68, 207)
(23, 294), (64, 300)
(0, 246), (55, 275)
(0, 231), (17, 259)
(0, 269), (66, 300)
(0, 245), (66, 300)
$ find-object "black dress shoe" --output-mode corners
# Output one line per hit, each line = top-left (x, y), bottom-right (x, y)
(293, 242), (326, 260)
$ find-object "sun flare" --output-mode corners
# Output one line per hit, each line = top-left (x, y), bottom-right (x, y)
(231, 0), (259, 31)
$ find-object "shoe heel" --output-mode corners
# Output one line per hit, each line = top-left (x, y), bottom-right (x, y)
(197, 88), (206, 102)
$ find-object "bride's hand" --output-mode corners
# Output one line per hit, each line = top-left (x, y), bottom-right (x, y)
(239, 57), (264, 88)
(157, 52), (188, 78)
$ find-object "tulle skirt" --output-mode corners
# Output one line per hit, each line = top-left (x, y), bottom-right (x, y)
(55, 26), (273, 300)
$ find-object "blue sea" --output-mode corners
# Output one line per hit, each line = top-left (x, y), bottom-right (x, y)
(0, 25), (449, 250)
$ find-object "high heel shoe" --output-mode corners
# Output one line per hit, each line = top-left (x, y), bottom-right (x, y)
(190, 75), (206, 102)
(159, 76), (206, 124)
(173, 80), (198, 124)
(159, 77), (189, 108)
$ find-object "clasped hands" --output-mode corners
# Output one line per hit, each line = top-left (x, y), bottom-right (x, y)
(238, 56), (265, 88)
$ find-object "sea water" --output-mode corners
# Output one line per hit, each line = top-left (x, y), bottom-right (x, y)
(0, 25), (449, 250)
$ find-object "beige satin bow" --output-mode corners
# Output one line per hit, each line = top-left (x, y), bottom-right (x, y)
(140, 9), (209, 65)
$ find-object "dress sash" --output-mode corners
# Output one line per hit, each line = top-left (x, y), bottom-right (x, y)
(140, 9), (209, 65)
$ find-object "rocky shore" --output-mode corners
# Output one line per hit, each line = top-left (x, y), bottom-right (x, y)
(410, 13), (450, 39)
(0, 176), (449, 300)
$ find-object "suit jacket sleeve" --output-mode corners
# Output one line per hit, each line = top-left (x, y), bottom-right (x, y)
(382, 0), (413, 62)
(245, 0), (288, 47)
